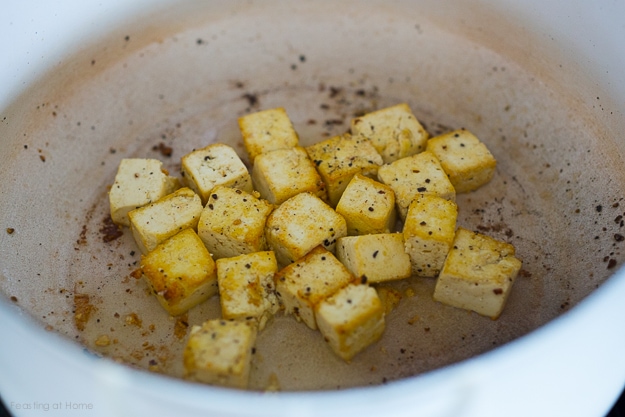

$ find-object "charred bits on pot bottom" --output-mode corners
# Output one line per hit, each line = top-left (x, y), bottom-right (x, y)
(99, 216), (123, 243)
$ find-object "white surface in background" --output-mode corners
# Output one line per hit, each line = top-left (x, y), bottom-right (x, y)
(0, 1), (173, 110)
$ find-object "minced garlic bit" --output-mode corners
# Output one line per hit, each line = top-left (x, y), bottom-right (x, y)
(95, 334), (111, 347)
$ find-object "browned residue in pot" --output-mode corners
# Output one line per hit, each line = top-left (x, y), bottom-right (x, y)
(376, 286), (402, 315)
(125, 312), (143, 328)
(73, 292), (95, 331)
(174, 313), (189, 340)
(152, 142), (173, 157)
(99, 215), (123, 242)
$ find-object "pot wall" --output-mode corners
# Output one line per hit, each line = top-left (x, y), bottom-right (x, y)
(1, 0), (625, 416)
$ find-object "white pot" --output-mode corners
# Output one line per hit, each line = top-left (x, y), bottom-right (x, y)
(1, 1), (625, 416)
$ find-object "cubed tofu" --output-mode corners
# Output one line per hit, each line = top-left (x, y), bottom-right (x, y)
(335, 173), (397, 235)
(305, 133), (383, 207)
(377, 150), (456, 220)
(183, 318), (258, 389)
(403, 195), (458, 277)
(128, 187), (203, 254)
(238, 107), (300, 164)
(433, 227), (522, 319)
(315, 283), (385, 361)
(197, 186), (273, 260)
(274, 246), (354, 330)
(350, 103), (429, 164)
(109, 158), (180, 226)
(265, 192), (347, 266)
(216, 251), (279, 330)
(181, 143), (253, 204)
(426, 129), (497, 193)
(140, 228), (218, 316)
(336, 234), (411, 283)
(252, 146), (327, 205)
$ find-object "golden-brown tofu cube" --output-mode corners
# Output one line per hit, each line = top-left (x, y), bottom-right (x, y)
(274, 246), (354, 330)
(252, 146), (327, 205)
(335, 173), (397, 236)
(265, 192), (347, 266)
(305, 133), (383, 207)
(426, 129), (497, 193)
(433, 227), (522, 319)
(351, 103), (429, 163)
(336, 233), (411, 283)
(403, 194), (458, 277)
(128, 187), (203, 254)
(315, 283), (385, 361)
(181, 143), (253, 204)
(216, 251), (279, 330)
(140, 228), (218, 316)
(183, 318), (257, 389)
(377, 150), (456, 220)
(238, 107), (300, 164)
(197, 186), (273, 260)
(109, 158), (180, 226)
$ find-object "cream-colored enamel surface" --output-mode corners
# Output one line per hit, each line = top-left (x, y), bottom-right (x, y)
(1, 0), (625, 394)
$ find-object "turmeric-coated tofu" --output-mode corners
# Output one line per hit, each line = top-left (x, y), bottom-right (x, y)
(216, 251), (279, 330)
(335, 173), (396, 236)
(238, 107), (300, 164)
(181, 143), (253, 204)
(198, 186), (273, 260)
(252, 146), (327, 205)
(433, 227), (522, 319)
(274, 246), (354, 330)
(305, 133), (383, 207)
(336, 233), (411, 283)
(265, 192), (347, 266)
(403, 194), (458, 277)
(183, 318), (257, 389)
(315, 283), (385, 361)
(140, 228), (218, 316)
(377, 151), (456, 220)
(109, 158), (180, 226)
(351, 103), (429, 163)
(128, 187), (203, 254)
(426, 129), (497, 193)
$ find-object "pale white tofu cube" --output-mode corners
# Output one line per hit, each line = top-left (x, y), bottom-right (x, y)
(140, 228), (218, 316)
(238, 107), (300, 164)
(183, 318), (258, 389)
(433, 227), (522, 319)
(377, 150), (456, 220)
(216, 251), (279, 330)
(315, 283), (385, 361)
(351, 103), (429, 163)
(305, 133), (383, 207)
(336, 233), (411, 284)
(109, 158), (180, 226)
(426, 129), (497, 193)
(128, 187), (203, 254)
(335, 173), (397, 235)
(181, 143), (253, 204)
(252, 146), (327, 205)
(403, 194), (458, 277)
(197, 186), (273, 260)
(265, 192), (347, 266)
(274, 246), (354, 330)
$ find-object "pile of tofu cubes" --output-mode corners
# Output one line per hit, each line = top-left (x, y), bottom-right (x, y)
(108, 103), (522, 389)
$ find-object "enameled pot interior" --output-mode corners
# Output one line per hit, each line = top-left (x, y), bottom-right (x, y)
(1, 0), (624, 391)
